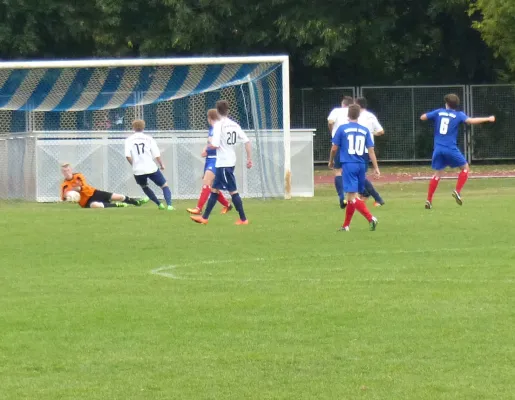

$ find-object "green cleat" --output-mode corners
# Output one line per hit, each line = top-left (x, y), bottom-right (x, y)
(158, 203), (166, 210)
(136, 197), (150, 206)
(167, 205), (175, 211)
(115, 202), (128, 208)
(369, 217), (378, 231)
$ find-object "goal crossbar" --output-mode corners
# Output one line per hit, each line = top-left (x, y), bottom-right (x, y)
(0, 55), (289, 70)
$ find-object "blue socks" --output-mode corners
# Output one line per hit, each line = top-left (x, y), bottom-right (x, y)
(334, 175), (344, 201)
(201, 192), (246, 221)
(142, 186), (160, 206)
(364, 179), (384, 204)
(162, 186), (172, 206)
(202, 192), (218, 219)
(231, 193), (246, 221)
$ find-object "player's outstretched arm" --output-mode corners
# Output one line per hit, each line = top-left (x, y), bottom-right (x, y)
(465, 116), (495, 125)
(328, 145), (338, 169)
(368, 147), (380, 177)
(420, 114), (428, 121)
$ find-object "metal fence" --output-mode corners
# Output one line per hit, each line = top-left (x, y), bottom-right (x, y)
(293, 85), (514, 163)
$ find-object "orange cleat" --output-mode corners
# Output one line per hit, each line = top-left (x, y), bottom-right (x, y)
(221, 204), (233, 214)
(190, 215), (208, 224)
(186, 207), (202, 215)
(235, 219), (249, 225)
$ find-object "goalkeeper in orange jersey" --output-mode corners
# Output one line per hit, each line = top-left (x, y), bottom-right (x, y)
(60, 163), (144, 208)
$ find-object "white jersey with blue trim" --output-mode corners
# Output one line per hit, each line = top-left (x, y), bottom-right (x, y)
(211, 117), (249, 168)
(124, 132), (160, 175)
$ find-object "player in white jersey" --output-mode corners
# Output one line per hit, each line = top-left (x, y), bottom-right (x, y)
(356, 97), (385, 207)
(125, 119), (174, 210)
(191, 100), (252, 225)
(327, 96), (353, 207)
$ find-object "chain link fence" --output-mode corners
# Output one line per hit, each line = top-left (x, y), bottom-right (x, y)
(2, 85), (514, 164)
(470, 85), (515, 160)
(291, 87), (356, 162)
(292, 85), (514, 163)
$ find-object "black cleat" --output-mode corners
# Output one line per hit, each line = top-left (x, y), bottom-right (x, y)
(425, 200), (432, 209)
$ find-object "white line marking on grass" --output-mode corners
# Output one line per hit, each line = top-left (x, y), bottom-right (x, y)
(151, 265), (515, 284)
(151, 246), (515, 284)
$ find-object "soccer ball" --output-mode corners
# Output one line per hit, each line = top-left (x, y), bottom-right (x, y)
(65, 191), (80, 203)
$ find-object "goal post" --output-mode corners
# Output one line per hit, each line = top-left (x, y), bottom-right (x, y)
(0, 56), (309, 201)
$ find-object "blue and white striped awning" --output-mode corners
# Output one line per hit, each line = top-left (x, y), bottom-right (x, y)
(0, 59), (281, 112)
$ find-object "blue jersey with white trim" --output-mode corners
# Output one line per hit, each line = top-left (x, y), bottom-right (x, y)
(206, 127), (216, 157)
(332, 122), (374, 164)
(425, 108), (468, 149)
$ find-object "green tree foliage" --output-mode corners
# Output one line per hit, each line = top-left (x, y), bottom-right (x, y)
(469, 0), (515, 73)
(0, 0), (505, 85)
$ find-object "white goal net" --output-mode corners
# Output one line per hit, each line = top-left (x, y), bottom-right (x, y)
(0, 56), (314, 201)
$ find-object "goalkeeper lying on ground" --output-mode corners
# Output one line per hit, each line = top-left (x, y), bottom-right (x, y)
(60, 163), (147, 208)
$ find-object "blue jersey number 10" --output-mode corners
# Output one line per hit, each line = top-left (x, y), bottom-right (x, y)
(347, 135), (366, 156)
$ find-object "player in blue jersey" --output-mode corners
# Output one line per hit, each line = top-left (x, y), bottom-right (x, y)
(187, 109), (232, 215)
(329, 104), (381, 231)
(421, 94), (495, 209)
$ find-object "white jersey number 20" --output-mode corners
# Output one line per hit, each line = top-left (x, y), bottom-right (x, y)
(226, 131), (237, 145)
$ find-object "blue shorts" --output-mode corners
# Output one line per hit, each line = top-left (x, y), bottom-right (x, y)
(432, 147), (467, 170)
(134, 170), (167, 187)
(334, 151), (342, 169)
(343, 163), (366, 194)
(204, 158), (216, 174)
(213, 167), (237, 192)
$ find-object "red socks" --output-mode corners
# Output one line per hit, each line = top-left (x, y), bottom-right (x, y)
(343, 200), (356, 228)
(217, 192), (229, 207)
(427, 176), (440, 202)
(343, 198), (374, 228)
(354, 198), (373, 222)
(456, 169), (468, 193)
(198, 185), (230, 210)
(197, 185), (211, 209)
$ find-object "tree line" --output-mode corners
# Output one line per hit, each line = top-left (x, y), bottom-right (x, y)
(0, 0), (512, 86)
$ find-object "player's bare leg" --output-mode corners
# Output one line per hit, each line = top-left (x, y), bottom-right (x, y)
(426, 170), (442, 209)
(453, 163), (470, 206)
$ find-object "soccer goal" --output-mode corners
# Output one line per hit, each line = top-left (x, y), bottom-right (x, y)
(0, 56), (315, 202)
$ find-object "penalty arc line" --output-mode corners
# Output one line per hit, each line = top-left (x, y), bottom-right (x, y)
(151, 245), (515, 283)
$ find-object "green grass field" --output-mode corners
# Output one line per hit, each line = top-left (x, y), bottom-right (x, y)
(1, 179), (515, 399)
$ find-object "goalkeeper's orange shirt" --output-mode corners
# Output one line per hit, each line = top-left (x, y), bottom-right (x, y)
(60, 173), (96, 208)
